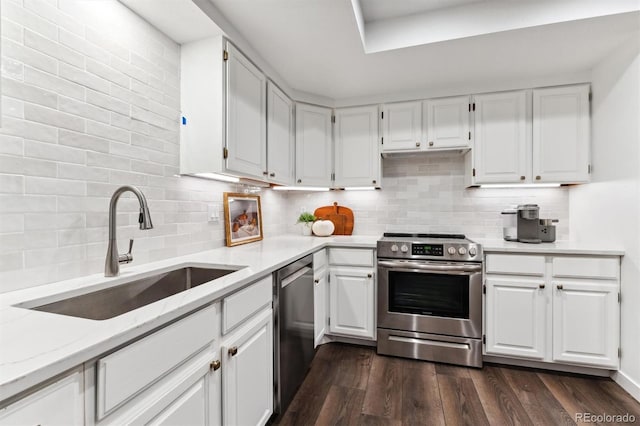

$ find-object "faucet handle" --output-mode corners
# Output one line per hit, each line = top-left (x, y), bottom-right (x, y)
(118, 239), (134, 264)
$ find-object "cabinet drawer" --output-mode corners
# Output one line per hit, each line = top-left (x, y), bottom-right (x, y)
(313, 249), (327, 271)
(552, 257), (619, 280)
(222, 275), (272, 334)
(96, 304), (216, 418)
(329, 248), (374, 267)
(485, 254), (545, 276)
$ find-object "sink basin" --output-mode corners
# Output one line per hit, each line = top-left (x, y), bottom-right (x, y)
(29, 266), (241, 320)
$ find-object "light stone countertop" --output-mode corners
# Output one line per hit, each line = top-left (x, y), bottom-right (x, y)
(0, 234), (624, 402)
(0, 235), (377, 402)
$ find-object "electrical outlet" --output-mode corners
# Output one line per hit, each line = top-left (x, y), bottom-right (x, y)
(208, 204), (220, 222)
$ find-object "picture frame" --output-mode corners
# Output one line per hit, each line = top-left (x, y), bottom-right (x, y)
(223, 192), (263, 247)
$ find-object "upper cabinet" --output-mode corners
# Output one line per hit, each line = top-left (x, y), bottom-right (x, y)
(472, 90), (530, 184)
(381, 101), (422, 152)
(468, 84), (590, 186)
(295, 103), (333, 187)
(532, 84), (590, 184)
(225, 42), (267, 178)
(424, 96), (471, 150)
(267, 82), (295, 185)
(334, 106), (380, 188)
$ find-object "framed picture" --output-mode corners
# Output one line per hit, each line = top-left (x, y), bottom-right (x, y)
(223, 192), (263, 247)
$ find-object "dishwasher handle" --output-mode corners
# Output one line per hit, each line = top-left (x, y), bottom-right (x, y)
(281, 266), (312, 288)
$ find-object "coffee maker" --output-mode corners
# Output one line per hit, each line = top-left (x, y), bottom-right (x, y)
(517, 204), (542, 243)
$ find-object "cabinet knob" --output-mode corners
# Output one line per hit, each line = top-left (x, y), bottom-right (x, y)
(416, 142), (421, 147)
(536, 175), (541, 180)
(314, 279), (319, 284)
(556, 284), (563, 290)
(270, 172), (275, 177)
(210, 360), (221, 371)
(367, 273), (372, 278)
(429, 141), (434, 146)
(297, 179), (302, 183)
(228, 346), (238, 356)
(539, 284), (545, 289)
(262, 171), (268, 175)
(372, 180), (377, 185)
(520, 176), (525, 180)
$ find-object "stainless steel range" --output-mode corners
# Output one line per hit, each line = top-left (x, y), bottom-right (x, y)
(376, 233), (483, 367)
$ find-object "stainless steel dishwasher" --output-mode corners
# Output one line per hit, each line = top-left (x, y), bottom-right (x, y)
(273, 255), (315, 415)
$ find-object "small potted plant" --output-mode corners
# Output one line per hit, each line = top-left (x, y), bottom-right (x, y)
(296, 212), (316, 236)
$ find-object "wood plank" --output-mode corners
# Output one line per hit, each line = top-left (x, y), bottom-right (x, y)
(598, 381), (640, 418)
(333, 344), (373, 390)
(357, 414), (402, 426)
(434, 362), (472, 378)
(314, 385), (365, 426)
(438, 375), (490, 426)
(468, 365), (534, 426)
(401, 359), (445, 426)
(361, 354), (402, 420)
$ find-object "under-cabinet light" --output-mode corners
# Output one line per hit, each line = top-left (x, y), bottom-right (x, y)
(344, 186), (378, 191)
(272, 186), (330, 192)
(191, 173), (240, 183)
(479, 183), (561, 189)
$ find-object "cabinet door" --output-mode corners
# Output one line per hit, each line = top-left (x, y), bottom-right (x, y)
(381, 101), (422, 152)
(485, 277), (546, 359)
(329, 268), (375, 339)
(424, 96), (471, 149)
(267, 81), (294, 185)
(222, 309), (273, 426)
(334, 105), (380, 187)
(533, 85), (590, 183)
(553, 281), (619, 368)
(225, 42), (267, 179)
(473, 91), (530, 183)
(147, 373), (216, 426)
(0, 369), (83, 426)
(314, 267), (327, 348)
(295, 103), (333, 186)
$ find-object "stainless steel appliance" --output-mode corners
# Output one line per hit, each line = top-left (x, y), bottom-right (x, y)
(273, 255), (315, 415)
(539, 218), (559, 242)
(377, 233), (483, 367)
(517, 204), (541, 243)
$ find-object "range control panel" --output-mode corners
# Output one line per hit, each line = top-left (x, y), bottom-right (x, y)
(411, 244), (444, 256)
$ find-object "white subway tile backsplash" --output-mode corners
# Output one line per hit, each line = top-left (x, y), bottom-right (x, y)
(0, 154), (58, 177)
(0, 214), (24, 233)
(24, 103), (85, 132)
(1, 17), (24, 43)
(58, 129), (110, 153)
(1, 56), (24, 80)
(24, 28), (84, 68)
(24, 66), (84, 101)
(3, 77), (58, 108)
(2, 96), (24, 118)
(2, 0), (57, 40)
(86, 89), (129, 115)
(86, 58), (130, 89)
(58, 96), (110, 124)
(0, 252), (24, 272)
(25, 176), (86, 195)
(86, 151), (130, 171)
(2, 37), (57, 74)
(0, 194), (57, 213)
(25, 140), (86, 164)
(86, 120), (129, 143)
(58, 28), (110, 64)
(58, 62), (110, 94)
(0, 174), (24, 193)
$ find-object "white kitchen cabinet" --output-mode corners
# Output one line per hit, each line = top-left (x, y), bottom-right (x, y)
(295, 103), (333, 186)
(313, 249), (328, 348)
(329, 267), (375, 340)
(334, 105), (380, 187)
(424, 96), (471, 150)
(222, 308), (273, 426)
(381, 101), (422, 152)
(485, 277), (546, 359)
(267, 81), (295, 185)
(484, 253), (620, 369)
(532, 84), (590, 183)
(472, 90), (530, 183)
(147, 377), (208, 426)
(0, 368), (84, 426)
(225, 41), (267, 179)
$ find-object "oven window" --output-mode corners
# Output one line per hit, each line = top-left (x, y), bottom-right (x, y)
(388, 271), (469, 319)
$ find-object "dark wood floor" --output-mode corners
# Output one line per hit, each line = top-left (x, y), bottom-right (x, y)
(274, 343), (640, 426)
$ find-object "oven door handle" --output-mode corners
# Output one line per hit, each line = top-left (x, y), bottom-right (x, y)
(377, 260), (482, 274)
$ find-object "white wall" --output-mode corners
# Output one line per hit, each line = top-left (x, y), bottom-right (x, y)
(570, 36), (640, 399)
(287, 154), (570, 239)
(0, 0), (288, 292)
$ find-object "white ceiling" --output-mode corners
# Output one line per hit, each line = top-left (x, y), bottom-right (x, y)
(206, 0), (640, 101)
(360, 0), (484, 23)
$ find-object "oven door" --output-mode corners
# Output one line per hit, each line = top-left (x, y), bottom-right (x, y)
(377, 259), (482, 339)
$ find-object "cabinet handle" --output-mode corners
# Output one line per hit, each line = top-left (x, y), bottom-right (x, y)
(262, 171), (268, 175)
(416, 142), (421, 147)
(270, 172), (275, 177)
(520, 176), (525, 180)
(429, 141), (434, 146)
(539, 284), (545, 289)
(372, 180), (376, 185)
(314, 279), (319, 284)
(556, 284), (563, 290)
(297, 179), (302, 183)
(536, 175), (541, 180)
(367, 273), (372, 278)
(210, 360), (221, 371)
(228, 346), (238, 356)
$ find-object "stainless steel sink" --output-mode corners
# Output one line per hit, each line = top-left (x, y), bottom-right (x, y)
(29, 266), (241, 320)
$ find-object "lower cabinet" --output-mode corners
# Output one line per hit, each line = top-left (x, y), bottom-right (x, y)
(329, 268), (375, 340)
(0, 368), (84, 426)
(484, 253), (620, 369)
(147, 377), (209, 426)
(314, 267), (328, 347)
(221, 308), (273, 426)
